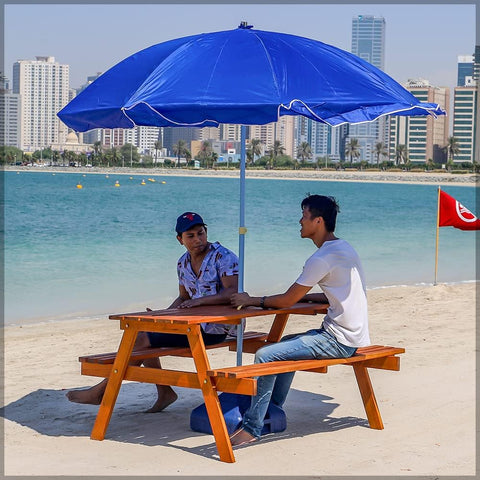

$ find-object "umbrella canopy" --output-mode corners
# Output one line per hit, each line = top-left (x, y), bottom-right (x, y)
(58, 23), (445, 132)
(58, 23), (446, 364)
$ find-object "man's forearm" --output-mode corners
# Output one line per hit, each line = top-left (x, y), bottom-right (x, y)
(196, 288), (235, 306)
(168, 296), (188, 309)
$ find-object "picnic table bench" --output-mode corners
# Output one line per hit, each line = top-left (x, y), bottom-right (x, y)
(76, 303), (404, 462)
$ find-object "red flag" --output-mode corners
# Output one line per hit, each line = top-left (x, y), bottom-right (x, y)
(438, 190), (480, 230)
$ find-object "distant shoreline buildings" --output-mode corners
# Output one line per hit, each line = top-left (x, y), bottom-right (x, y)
(1, 18), (478, 165)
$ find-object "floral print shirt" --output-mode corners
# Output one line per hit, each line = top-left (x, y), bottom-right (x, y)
(177, 241), (239, 334)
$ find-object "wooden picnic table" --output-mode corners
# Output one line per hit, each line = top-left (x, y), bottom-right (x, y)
(87, 302), (328, 463)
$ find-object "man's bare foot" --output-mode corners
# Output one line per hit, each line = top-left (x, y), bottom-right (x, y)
(66, 388), (104, 405)
(230, 428), (258, 446)
(145, 389), (178, 413)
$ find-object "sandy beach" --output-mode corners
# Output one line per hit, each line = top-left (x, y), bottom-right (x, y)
(2, 282), (476, 476)
(5, 164), (479, 187)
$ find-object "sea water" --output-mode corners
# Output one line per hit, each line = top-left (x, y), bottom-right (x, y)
(4, 171), (477, 325)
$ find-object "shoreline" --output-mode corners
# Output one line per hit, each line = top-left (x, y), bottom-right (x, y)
(3, 279), (477, 329)
(5, 164), (479, 186)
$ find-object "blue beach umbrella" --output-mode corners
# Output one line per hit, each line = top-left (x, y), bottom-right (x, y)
(58, 23), (446, 363)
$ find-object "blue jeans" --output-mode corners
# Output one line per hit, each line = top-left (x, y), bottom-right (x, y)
(242, 327), (357, 438)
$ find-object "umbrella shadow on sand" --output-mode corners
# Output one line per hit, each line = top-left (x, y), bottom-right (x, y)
(2, 383), (368, 460)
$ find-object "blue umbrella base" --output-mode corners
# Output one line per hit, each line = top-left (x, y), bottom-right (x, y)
(190, 392), (286, 435)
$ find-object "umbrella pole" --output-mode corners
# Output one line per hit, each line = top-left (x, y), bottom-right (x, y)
(236, 125), (247, 366)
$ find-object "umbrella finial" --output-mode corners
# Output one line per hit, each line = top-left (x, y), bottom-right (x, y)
(238, 21), (253, 29)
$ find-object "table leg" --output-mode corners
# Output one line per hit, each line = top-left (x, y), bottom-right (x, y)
(187, 326), (235, 463)
(267, 313), (290, 343)
(352, 364), (384, 430)
(90, 326), (138, 440)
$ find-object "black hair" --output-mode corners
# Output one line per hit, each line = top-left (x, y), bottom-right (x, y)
(301, 194), (340, 232)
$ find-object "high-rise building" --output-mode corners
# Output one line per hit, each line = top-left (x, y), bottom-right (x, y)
(248, 116), (295, 159)
(0, 75), (21, 148)
(163, 127), (201, 156)
(123, 126), (162, 154)
(220, 124), (242, 142)
(473, 46), (479, 83)
(294, 118), (347, 163)
(453, 86), (477, 162)
(474, 46), (480, 164)
(13, 56), (70, 151)
(388, 79), (449, 164)
(457, 55), (475, 87)
(348, 15), (386, 162)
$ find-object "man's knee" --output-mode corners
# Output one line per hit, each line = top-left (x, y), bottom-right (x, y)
(254, 344), (279, 364)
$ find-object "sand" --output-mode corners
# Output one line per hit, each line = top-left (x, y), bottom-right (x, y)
(2, 282), (477, 476)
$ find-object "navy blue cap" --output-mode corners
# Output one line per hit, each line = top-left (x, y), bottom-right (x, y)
(175, 212), (206, 234)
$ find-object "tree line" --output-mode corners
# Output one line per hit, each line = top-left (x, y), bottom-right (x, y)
(2, 135), (476, 172)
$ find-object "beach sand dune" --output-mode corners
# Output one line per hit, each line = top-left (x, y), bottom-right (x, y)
(3, 283), (476, 476)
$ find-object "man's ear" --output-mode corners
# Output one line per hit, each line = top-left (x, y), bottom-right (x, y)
(176, 234), (184, 245)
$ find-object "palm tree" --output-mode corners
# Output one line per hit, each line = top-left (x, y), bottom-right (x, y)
(211, 151), (218, 168)
(444, 136), (460, 165)
(91, 141), (102, 166)
(172, 140), (187, 167)
(247, 138), (262, 166)
(374, 142), (387, 167)
(154, 140), (163, 166)
(395, 144), (408, 165)
(198, 140), (213, 168)
(272, 140), (285, 159)
(297, 141), (312, 168)
(52, 150), (61, 166)
(345, 138), (360, 164)
(266, 148), (275, 169)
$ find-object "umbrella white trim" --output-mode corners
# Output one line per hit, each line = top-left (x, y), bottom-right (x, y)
(121, 99), (444, 130)
(278, 99), (444, 127)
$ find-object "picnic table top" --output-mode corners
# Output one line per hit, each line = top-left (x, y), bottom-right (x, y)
(109, 302), (329, 324)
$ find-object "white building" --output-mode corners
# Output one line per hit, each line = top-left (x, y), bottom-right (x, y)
(13, 56), (70, 151)
(388, 79), (449, 164)
(249, 116), (295, 158)
(0, 88), (21, 148)
(453, 86), (477, 162)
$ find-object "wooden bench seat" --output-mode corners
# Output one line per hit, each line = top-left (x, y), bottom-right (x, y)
(207, 345), (405, 431)
(79, 331), (269, 365)
(208, 345), (405, 378)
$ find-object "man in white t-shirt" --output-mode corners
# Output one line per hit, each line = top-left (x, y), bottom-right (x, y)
(229, 194), (370, 446)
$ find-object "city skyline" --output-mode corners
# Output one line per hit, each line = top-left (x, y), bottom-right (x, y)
(4, 3), (476, 95)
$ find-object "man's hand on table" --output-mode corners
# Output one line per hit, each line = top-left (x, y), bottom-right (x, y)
(230, 292), (253, 309)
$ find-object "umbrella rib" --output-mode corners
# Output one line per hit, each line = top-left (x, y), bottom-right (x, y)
(251, 31), (281, 100)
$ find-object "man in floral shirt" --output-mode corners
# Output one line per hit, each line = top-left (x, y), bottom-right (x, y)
(67, 212), (238, 412)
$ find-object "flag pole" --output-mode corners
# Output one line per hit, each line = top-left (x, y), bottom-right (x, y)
(434, 186), (441, 285)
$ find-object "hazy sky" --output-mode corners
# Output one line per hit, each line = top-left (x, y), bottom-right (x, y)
(3, 2), (477, 94)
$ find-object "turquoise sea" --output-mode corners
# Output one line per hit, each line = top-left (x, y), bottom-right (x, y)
(4, 171), (477, 326)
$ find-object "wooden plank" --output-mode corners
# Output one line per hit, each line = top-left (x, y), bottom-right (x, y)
(359, 356), (400, 371)
(353, 364), (384, 430)
(80, 331), (269, 364)
(81, 363), (256, 395)
(208, 348), (404, 379)
(213, 377), (256, 396)
(109, 302), (327, 324)
(187, 325), (235, 463)
(266, 313), (290, 343)
(90, 327), (137, 441)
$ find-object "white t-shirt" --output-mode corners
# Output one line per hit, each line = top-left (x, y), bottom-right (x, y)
(295, 238), (370, 347)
